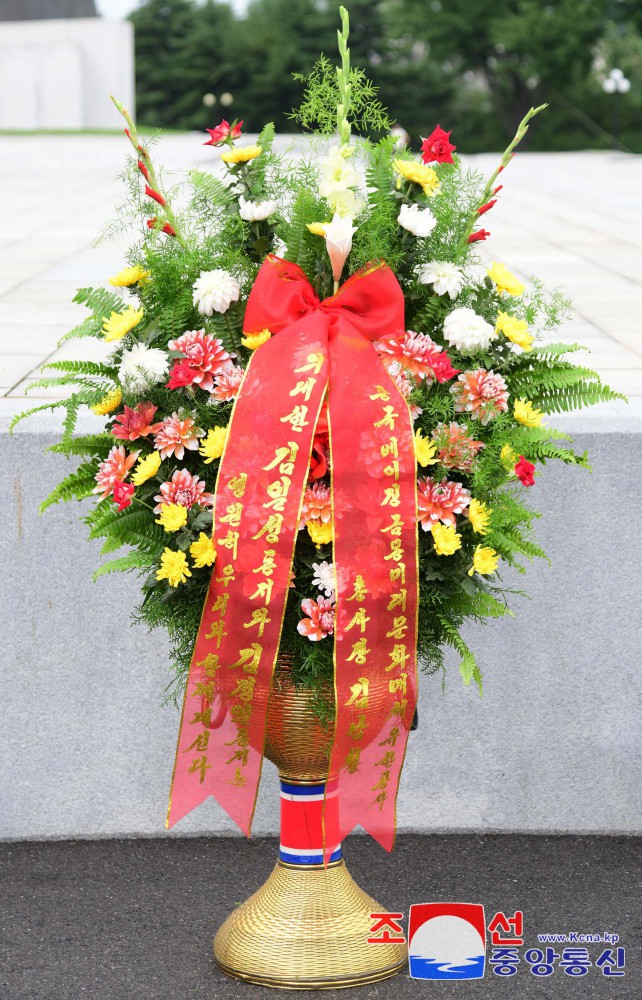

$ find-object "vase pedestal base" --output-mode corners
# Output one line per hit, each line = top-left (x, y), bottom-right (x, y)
(213, 857), (408, 990)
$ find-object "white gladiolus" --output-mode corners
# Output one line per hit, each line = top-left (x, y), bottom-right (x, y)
(238, 196), (278, 222)
(192, 268), (240, 315)
(418, 260), (465, 299)
(397, 203), (437, 238)
(319, 144), (363, 218)
(443, 307), (498, 354)
(324, 213), (357, 282)
(118, 343), (169, 393)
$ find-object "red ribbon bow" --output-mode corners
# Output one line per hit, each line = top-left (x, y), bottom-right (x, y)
(168, 255), (418, 858)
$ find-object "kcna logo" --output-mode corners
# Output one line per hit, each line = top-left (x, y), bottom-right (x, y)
(408, 903), (486, 980)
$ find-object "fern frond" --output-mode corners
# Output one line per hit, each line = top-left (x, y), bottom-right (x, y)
(40, 461), (98, 512)
(73, 286), (125, 318)
(45, 360), (117, 378)
(9, 399), (68, 433)
(438, 617), (482, 692)
(48, 434), (113, 458)
(92, 550), (156, 581)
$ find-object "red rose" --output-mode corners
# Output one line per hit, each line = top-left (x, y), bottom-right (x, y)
(204, 119), (244, 147)
(514, 455), (536, 487)
(428, 351), (460, 383)
(112, 481), (135, 512)
(167, 358), (198, 390)
(467, 229), (490, 244)
(421, 125), (456, 164)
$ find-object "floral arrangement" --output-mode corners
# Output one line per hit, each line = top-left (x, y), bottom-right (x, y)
(16, 7), (621, 714)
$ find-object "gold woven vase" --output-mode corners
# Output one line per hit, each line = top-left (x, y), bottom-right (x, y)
(213, 662), (408, 989)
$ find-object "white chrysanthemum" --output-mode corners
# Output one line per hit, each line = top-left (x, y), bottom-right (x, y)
(418, 260), (464, 299)
(465, 262), (489, 287)
(118, 343), (169, 393)
(238, 196), (278, 222)
(312, 561), (336, 598)
(443, 307), (498, 354)
(192, 269), (240, 315)
(397, 203), (437, 238)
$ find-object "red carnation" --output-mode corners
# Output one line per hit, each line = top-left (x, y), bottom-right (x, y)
(147, 217), (176, 236)
(476, 198), (497, 216)
(515, 455), (536, 487)
(145, 184), (166, 206)
(421, 125), (456, 164)
(204, 119), (244, 147)
(112, 480), (135, 512)
(468, 229), (490, 244)
(166, 358), (198, 390)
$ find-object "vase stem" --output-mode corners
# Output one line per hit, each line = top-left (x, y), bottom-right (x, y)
(278, 779), (342, 866)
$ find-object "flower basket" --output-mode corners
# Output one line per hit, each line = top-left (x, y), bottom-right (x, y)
(16, 4), (622, 990)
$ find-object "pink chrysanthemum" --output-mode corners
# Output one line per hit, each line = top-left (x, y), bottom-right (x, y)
(153, 468), (214, 512)
(94, 444), (139, 499)
(375, 330), (459, 383)
(210, 363), (244, 401)
(111, 401), (160, 441)
(417, 476), (471, 529)
(450, 369), (509, 425)
(299, 482), (332, 528)
(297, 596), (335, 641)
(153, 412), (203, 460)
(432, 421), (484, 472)
(167, 329), (231, 391)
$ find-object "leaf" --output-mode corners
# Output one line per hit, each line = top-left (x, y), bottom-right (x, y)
(92, 550), (156, 581)
(40, 462), (98, 512)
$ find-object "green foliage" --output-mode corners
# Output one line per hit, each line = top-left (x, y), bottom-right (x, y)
(292, 54), (391, 136)
(40, 461), (99, 513)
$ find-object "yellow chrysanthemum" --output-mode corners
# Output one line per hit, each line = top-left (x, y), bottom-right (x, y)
(468, 498), (492, 535)
(190, 532), (217, 569)
(414, 428), (438, 467)
(496, 311), (533, 351)
(199, 426), (228, 464)
(241, 329), (272, 350)
(468, 544), (499, 577)
(393, 159), (441, 197)
(108, 265), (150, 287)
(91, 387), (122, 415)
(130, 450), (161, 486)
(307, 520), (333, 546)
(500, 444), (518, 470)
(431, 523), (462, 556)
(221, 144), (262, 164)
(155, 503), (188, 532)
(307, 222), (328, 237)
(102, 306), (144, 343)
(156, 548), (192, 587)
(514, 399), (543, 428)
(487, 262), (525, 297)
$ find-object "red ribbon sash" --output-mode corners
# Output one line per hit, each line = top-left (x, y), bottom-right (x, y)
(167, 255), (418, 858)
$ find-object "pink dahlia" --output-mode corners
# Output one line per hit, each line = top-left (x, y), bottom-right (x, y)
(153, 468), (214, 512)
(432, 421), (484, 472)
(417, 476), (471, 529)
(299, 482), (332, 528)
(450, 369), (509, 425)
(167, 329), (231, 391)
(94, 444), (139, 499)
(297, 596), (335, 641)
(153, 412), (203, 460)
(112, 401), (160, 441)
(210, 363), (244, 402)
(375, 330), (459, 384)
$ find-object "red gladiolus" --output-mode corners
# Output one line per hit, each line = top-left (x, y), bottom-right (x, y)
(468, 229), (490, 244)
(145, 184), (166, 206)
(137, 159), (150, 180)
(515, 455), (536, 487)
(147, 217), (176, 236)
(112, 480), (135, 512)
(476, 198), (497, 216)
(124, 127), (131, 139)
(498, 153), (515, 174)
(166, 358), (198, 390)
(421, 125), (456, 164)
(204, 119), (244, 146)
(493, 184), (503, 195)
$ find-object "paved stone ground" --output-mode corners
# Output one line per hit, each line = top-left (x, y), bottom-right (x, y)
(0, 835), (639, 999)
(1, 135), (640, 409)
